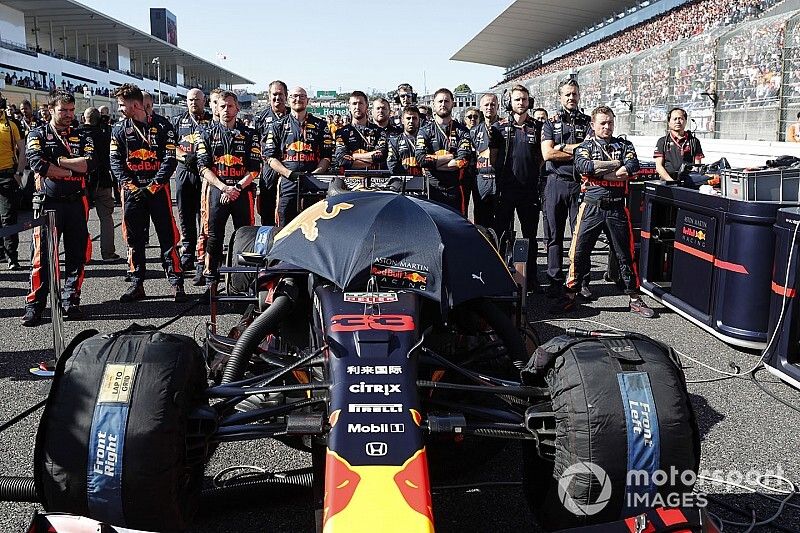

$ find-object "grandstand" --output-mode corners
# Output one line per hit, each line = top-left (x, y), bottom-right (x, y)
(454, 0), (800, 141)
(0, 0), (252, 116)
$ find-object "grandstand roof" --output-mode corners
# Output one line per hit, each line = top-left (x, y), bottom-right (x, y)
(451, 0), (644, 68)
(3, 0), (253, 85)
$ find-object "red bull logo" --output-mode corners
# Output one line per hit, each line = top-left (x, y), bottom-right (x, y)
(273, 200), (354, 242)
(323, 449), (434, 533)
(404, 272), (427, 284)
(215, 154), (245, 166)
(127, 149), (160, 172)
(286, 140), (317, 162)
(401, 157), (422, 175)
(215, 154), (246, 177)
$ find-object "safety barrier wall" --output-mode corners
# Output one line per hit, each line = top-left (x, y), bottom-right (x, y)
(514, 10), (800, 142)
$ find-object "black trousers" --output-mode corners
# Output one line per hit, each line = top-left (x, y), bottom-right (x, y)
(27, 195), (90, 308)
(202, 185), (254, 280)
(428, 181), (467, 215)
(0, 176), (19, 262)
(174, 165), (202, 266)
(543, 176), (580, 285)
(258, 174), (278, 227)
(566, 200), (638, 295)
(121, 185), (183, 286)
(493, 183), (540, 287)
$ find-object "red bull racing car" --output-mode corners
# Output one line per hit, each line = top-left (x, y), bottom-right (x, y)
(11, 174), (711, 533)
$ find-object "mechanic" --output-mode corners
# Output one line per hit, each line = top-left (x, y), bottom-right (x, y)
(418, 105), (432, 124)
(110, 83), (185, 303)
(23, 89), (94, 326)
(471, 93), (500, 228)
(334, 91), (388, 173)
(415, 88), (473, 214)
(532, 107), (548, 123)
(0, 91), (25, 271)
(555, 105), (654, 318)
(209, 88), (224, 122)
(387, 105), (422, 176)
(541, 78), (591, 298)
(654, 107), (704, 182)
(254, 80), (288, 227)
(264, 86), (332, 226)
(372, 97), (402, 139)
(81, 107), (117, 263)
(393, 83), (418, 126)
(172, 88), (212, 283)
(197, 90), (261, 287)
(490, 85), (542, 291)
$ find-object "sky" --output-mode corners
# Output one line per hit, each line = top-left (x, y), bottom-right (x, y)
(78, 0), (509, 95)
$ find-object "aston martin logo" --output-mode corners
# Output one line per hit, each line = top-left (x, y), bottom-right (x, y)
(274, 200), (354, 242)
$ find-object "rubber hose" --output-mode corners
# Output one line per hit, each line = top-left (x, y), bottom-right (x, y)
(470, 299), (527, 366)
(221, 291), (294, 385)
(0, 476), (38, 502)
(200, 471), (313, 504)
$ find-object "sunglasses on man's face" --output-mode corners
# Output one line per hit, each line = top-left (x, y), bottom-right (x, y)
(465, 114), (479, 119)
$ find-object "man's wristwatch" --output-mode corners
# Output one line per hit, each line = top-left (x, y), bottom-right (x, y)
(234, 183), (243, 191)
(556, 143), (566, 152)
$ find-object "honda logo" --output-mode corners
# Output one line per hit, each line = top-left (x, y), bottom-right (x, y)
(365, 441), (388, 457)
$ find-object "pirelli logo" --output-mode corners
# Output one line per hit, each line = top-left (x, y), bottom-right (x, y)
(348, 403), (403, 413)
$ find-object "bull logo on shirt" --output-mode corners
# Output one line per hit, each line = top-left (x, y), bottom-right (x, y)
(127, 149), (160, 172)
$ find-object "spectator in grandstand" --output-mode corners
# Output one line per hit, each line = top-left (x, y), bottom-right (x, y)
(786, 111), (800, 142)
(654, 107), (704, 182)
(504, 0), (780, 87)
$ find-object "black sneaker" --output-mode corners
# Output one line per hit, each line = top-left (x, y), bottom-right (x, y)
(120, 283), (146, 303)
(123, 271), (133, 282)
(63, 303), (84, 321)
(102, 253), (121, 263)
(548, 294), (577, 315)
(7, 260), (22, 271)
(173, 286), (188, 303)
(192, 268), (206, 287)
(21, 306), (43, 327)
(578, 285), (593, 301)
(629, 297), (655, 318)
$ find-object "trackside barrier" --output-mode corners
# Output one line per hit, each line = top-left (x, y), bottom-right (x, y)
(0, 210), (64, 357)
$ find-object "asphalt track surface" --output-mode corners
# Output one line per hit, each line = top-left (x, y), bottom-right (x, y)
(1, 199), (800, 532)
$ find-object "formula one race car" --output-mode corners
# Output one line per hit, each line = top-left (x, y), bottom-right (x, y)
(6, 174), (713, 533)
